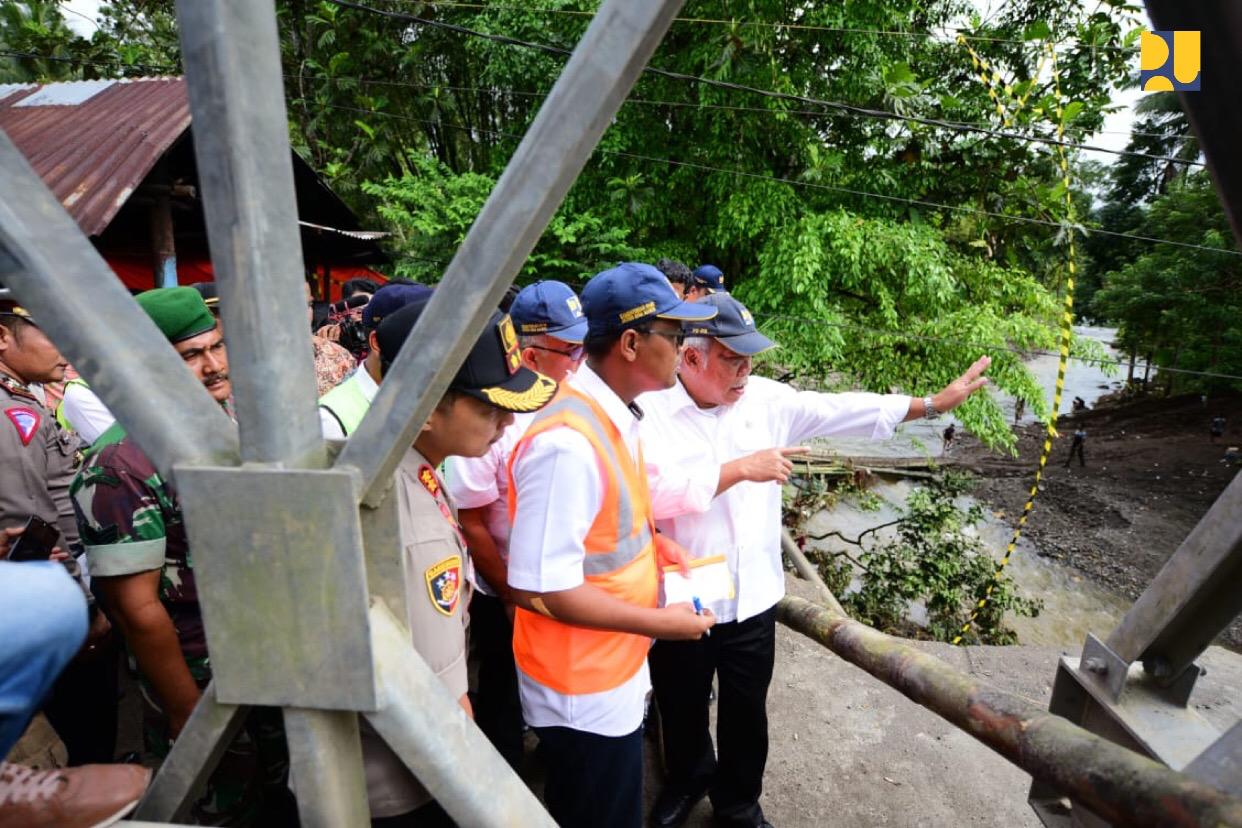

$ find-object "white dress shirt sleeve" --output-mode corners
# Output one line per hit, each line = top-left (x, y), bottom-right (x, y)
(445, 445), (502, 510)
(644, 454), (719, 521)
(507, 428), (603, 594)
(779, 385), (912, 444)
(319, 407), (346, 440)
(61, 385), (116, 445)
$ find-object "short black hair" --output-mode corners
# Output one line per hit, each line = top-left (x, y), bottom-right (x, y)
(656, 258), (692, 289)
(342, 277), (382, 299)
(0, 312), (34, 338)
(584, 328), (626, 360)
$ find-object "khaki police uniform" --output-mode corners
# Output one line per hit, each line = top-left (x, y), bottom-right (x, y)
(361, 445), (472, 819)
(0, 372), (79, 548)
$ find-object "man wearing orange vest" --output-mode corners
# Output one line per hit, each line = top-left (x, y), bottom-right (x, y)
(506, 263), (719, 828)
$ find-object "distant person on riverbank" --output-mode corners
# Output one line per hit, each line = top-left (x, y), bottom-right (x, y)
(1014, 398), (1025, 424)
(1072, 396), (1086, 413)
(942, 423), (957, 453)
(1065, 427), (1086, 467)
(1210, 415), (1225, 443)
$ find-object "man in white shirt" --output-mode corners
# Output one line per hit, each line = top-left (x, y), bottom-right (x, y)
(641, 293), (991, 828)
(445, 280), (588, 770)
(506, 263), (720, 828)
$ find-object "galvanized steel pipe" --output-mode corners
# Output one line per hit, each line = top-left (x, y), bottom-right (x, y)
(777, 595), (1242, 827)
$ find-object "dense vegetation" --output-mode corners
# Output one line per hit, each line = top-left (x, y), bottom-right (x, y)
(6, 0), (1236, 643)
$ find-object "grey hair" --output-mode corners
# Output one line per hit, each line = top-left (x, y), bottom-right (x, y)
(683, 335), (712, 365)
(517, 333), (544, 350)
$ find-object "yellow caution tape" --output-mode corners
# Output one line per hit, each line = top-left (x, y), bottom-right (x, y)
(952, 39), (1077, 645)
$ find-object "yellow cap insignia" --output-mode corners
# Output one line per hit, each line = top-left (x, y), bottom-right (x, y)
(498, 315), (521, 375)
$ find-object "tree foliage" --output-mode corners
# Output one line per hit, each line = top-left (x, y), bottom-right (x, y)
(1092, 174), (1242, 393)
(1, 0), (1150, 447)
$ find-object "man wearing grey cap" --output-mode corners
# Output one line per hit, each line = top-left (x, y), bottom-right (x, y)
(642, 292), (992, 828)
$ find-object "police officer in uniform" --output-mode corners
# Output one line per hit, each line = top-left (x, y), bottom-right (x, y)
(0, 303), (119, 766)
(357, 296), (558, 826)
(0, 304), (77, 556)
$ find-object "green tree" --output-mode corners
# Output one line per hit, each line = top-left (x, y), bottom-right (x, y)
(1092, 174), (1242, 394)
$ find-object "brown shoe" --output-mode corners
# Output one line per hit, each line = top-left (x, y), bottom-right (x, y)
(0, 761), (151, 828)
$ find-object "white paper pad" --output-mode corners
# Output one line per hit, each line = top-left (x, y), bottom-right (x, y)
(662, 554), (735, 606)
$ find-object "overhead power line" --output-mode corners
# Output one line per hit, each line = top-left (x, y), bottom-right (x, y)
(306, 99), (1242, 259)
(404, 0), (1134, 53)
(324, 0), (1201, 168)
(0, 47), (1189, 157)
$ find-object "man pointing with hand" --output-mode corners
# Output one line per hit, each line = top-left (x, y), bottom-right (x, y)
(641, 292), (990, 828)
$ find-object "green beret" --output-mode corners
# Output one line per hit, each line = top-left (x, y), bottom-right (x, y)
(135, 287), (217, 343)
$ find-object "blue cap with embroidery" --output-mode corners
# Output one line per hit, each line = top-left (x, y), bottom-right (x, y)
(581, 262), (717, 336)
(691, 264), (725, 293)
(684, 293), (774, 356)
(509, 281), (589, 344)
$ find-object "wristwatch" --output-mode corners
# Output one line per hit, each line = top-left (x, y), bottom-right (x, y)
(922, 395), (940, 419)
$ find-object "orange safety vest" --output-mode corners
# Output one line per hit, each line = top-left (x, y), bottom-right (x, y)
(507, 385), (658, 695)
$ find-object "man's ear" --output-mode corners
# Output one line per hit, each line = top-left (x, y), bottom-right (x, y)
(368, 330), (380, 353)
(619, 329), (641, 363)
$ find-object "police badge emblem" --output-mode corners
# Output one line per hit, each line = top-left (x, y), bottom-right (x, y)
(4, 407), (40, 446)
(425, 555), (463, 616)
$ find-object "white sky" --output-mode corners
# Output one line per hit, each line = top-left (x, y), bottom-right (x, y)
(60, 0), (1143, 160)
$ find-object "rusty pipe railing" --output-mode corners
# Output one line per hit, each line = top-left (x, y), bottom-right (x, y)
(777, 595), (1242, 827)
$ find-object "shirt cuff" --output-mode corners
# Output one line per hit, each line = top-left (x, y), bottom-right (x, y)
(872, 395), (915, 439)
(86, 538), (166, 576)
(507, 565), (584, 594)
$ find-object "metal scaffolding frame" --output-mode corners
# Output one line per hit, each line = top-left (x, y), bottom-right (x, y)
(0, 0), (1239, 825)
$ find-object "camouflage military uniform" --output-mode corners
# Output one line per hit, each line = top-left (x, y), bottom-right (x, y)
(72, 423), (294, 826)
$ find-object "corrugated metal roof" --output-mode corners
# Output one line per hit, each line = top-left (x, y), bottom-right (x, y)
(0, 77), (191, 236)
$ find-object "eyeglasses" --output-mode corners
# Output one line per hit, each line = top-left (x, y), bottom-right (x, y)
(637, 327), (686, 347)
(528, 343), (584, 361)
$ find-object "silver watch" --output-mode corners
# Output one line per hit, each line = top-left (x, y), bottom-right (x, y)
(923, 395), (940, 419)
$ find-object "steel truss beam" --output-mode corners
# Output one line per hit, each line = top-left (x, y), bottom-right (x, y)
(336, 0), (688, 506)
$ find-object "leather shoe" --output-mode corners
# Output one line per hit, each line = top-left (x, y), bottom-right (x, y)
(649, 781), (710, 827)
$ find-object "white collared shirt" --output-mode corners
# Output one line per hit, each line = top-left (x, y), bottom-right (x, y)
(443, 412), (535, 595)
(640, 375), (911, 623)
(506, 363), (653, 737)
(318, 366), (379, 439)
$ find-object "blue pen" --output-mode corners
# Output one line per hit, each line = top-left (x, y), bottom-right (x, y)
(692, 596), (710, 636)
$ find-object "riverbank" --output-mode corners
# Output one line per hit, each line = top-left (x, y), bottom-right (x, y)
(958, 391), (1240, 648)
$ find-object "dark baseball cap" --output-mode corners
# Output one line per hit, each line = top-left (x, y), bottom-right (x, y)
(190, 281), (220, 310)
(581, 262), (717, 336)
(0, 302), (36, 326)
(364, 283), (433, 331)
(509, 281), (589, 344)
(376, 297), (557, 413)
(691, 264), (725, 293)
(684, 293), (775, 356)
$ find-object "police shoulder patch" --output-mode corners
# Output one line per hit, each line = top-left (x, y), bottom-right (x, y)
(5, 406), (40, 446)
(425, 554), (463, 616)
(417, 464), (441, 498)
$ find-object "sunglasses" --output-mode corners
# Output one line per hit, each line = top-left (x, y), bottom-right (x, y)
(637, 327), (686, 347)
(528, 343), (584, 361)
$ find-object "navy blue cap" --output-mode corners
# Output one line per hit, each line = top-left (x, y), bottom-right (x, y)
(510, 281), (589, 344)
(377, 297), (557, 413)
(581, 262), (717, 336)
(364, 283), (433, 330)
(684, 293), (775, 356)
(691, 264), (725, 292)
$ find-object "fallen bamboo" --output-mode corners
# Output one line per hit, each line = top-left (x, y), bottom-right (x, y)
(776, 595), (1242, 828)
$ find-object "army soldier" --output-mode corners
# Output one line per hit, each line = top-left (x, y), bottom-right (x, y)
(358, 297), (558, 826)
(71, 287), (295, 825)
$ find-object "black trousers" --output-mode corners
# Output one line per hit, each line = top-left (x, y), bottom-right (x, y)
(43, 626), (119, 766)
(649, 605), (777, 827)
(468, 592), (524, 769)
(1065, 440), (1085, 467)
(534, 724), (643, 828)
